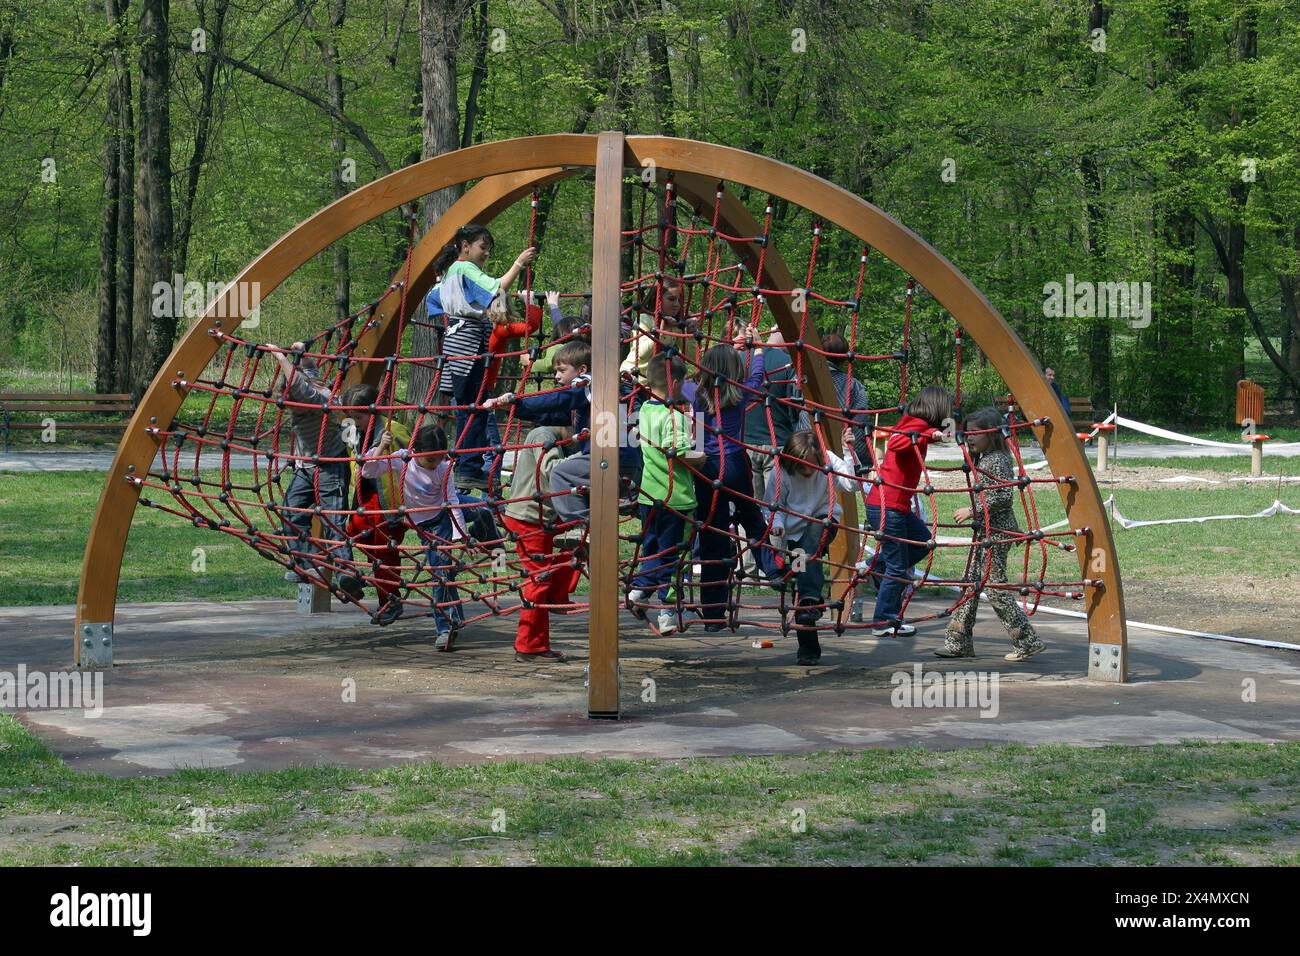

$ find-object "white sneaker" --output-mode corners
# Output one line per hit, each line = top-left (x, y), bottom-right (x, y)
(626, 589), (648, 620)
(284, 569), (305, 582)
(872, 623), (916, 637)
(657, 610), (677, 634)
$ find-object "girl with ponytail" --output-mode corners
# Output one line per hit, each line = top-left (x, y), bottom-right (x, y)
(424, 223), (536, 488)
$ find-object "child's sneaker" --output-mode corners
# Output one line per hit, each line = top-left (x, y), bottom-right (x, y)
(434, 630), (453, 651)
(336, 573), (365, 602)
(1005, 639), (1045, 662)
(515, 648), (567, 662)
(626, 589), (648, 620)
(872, 623), (915, 637)
(373, 597), (404, 627)
(656, 609), (677, 634)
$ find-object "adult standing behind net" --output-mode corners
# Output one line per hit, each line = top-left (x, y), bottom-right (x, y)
(620, 278), (691, 387)
(820, 332), (873, 469)
(742, 329), (800, 580)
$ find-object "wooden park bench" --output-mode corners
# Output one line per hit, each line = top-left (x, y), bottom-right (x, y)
(997, 394), (1096, 432)
(0, 392), (135, 452)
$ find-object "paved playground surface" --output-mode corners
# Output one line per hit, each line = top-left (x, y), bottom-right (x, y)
(4, 596), (1298, 776)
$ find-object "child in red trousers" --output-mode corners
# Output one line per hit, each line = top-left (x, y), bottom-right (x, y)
(501, 424), (580, 661)
(341, 382), (411, 625)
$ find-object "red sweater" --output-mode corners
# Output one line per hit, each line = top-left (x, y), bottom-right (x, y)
(484, 304), (543, 393)
(867, 413), (937, 512)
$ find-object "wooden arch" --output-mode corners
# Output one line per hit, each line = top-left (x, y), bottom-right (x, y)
(75, 133), (1128, 715)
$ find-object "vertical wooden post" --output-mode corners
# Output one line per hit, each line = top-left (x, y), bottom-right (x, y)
(1251, 441), (1263, 477)
(587, 131), (625, 719)
(1096, 431), (1109, 473)
(295, 515), (332, 613)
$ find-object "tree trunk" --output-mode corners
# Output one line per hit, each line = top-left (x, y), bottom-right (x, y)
(131, 0), (174, 396)
(642, 0), (675, 136)
(1279, 226), (1300, 411)
(1222, 12), (1257, 410)
(96, 1), (125, 394)
(96, 106), (120, 394)
(1151, 2), (1199, 422)
(460, 0), (488, 149)
(408, 0), (468, 406)
(304, 0), (352, 322)
(110, 0), (135, 393)
(174, 0), (229, 278)
(1081, 1), (1111, 410)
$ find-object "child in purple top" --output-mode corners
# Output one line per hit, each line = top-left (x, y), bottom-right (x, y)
(682, 338), (768, 630)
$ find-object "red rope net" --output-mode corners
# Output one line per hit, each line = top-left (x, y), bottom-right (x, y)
(130, 180), (1095, 643)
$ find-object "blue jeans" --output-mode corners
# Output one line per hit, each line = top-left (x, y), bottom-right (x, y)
(693, 452), (765, 621)
(415, 493), (497, 633)
(281, 461), (352, 572)
(633, 504), (689, 601)
(482, 409), (501, 478)
(452, 358), (496, 481)
(864, 504), (930, 626)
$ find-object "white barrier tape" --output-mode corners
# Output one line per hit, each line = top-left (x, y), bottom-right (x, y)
(1114, 415), (1300, 450)
(863, 493), (1300, 542)
(1028, 604), (1300, 653)
(1012, 410), (1116, 471)
(1081, 408), (1119, 441)
(1107, 497), (1300, 528)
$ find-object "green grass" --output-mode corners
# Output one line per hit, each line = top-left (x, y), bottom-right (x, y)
(1, 470), (1297, 606)
(1101, 454), (1300, 474)
(2, 715), (1296, 865)
(1117, 425), (1300, 445)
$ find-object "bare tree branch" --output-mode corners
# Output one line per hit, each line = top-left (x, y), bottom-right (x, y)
(172, 43), (394, 175)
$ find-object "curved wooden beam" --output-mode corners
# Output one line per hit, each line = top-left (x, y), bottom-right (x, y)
(669, 172), (859, 614)
(74, 134), (603, 665)
(623, 137), (1127, 674)
(76, 132), (1125, 684)
(347, 166), (579, 390)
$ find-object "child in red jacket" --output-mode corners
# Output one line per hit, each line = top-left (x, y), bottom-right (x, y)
(863, 385), (953, 636)
(479, 299), (553, 479)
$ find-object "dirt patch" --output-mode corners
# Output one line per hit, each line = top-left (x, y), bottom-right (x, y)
(1110, 576), (1300, 642)
(930, 462), (1298, 493)
(0, 813), (103, 851)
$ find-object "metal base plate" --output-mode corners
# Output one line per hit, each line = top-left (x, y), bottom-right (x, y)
(297, 582), (330, 614)
(1088, 641), (1125, 683)
(79, 622), (113, 668)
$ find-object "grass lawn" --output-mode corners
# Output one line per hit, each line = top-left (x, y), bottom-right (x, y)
(1101, 454), (1300, 474)
(1, 715), (1296, 865)
(1, 470), (1297, 607)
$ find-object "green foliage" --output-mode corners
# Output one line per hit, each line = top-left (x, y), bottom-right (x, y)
(0, 0), (1297, 426)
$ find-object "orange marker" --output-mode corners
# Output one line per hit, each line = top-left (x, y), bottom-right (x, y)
(752, 640), (774, 649)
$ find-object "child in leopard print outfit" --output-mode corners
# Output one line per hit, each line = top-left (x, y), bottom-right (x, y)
(938, 406), (1046, 662)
